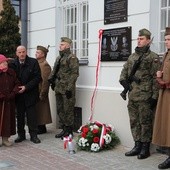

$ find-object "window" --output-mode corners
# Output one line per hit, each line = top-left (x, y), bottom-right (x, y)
(11, 0), (21, 18)
(160, 0), (170, 53)
(58, 0), (89, 62)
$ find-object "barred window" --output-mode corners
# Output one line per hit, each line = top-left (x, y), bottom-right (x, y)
(11, 0), (21, 18)
(58, 0), (89, 63)
(160, 0), (170, 53)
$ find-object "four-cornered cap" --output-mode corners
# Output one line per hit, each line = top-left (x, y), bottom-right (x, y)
(61, 37), (72, 44)
(37, 45), (49, 56)
(0, 54), (8, 63)
(165, 27), (170, 36)
(138, 28), (151, 39)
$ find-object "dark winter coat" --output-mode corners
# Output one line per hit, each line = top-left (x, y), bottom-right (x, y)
(0, 68), (20, 137)
(10, 56), (42, 107)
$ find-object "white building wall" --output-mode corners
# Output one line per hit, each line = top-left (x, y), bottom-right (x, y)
(28, 0), (153, 148)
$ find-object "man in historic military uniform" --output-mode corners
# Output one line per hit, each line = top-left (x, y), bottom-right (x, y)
(119, 29), (161, 159)
(48, 37), (79, 138)
(35, 45), (52, 134)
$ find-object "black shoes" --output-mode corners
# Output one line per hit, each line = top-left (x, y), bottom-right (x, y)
(125, 141), (142, 156)
(125, 141), (150, 159)
(30, 136), (41, 144)
(15, 136), (26, 143)
(137, 142), (150, 159)
(55, 126), (73, 139)
(158, 157), (170, 169)
(15, 134), (41, 144)
(55, 129), (66, 138)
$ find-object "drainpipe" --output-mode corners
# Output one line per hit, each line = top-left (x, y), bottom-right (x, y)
(20, 0), (28, 47)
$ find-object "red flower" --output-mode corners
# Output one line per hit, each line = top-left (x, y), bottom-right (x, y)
(81, 132), (87, 138)
(82, 126), (89, 133)
(92, 129), (99, 134)
(93, 137), (100, 143)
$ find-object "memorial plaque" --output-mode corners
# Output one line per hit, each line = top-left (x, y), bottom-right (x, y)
(101, 26), (131, 61)
(104, 0), (128, 25)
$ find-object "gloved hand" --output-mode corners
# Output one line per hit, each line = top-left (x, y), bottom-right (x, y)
(48, 77), (55, 91)
(50, 83), (55, 91)
(65, 90), (72, 99)
(149, 98), (157, 109)
(120, 80), (129, 90)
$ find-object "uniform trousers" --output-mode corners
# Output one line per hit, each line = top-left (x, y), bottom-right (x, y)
(127, 100), (154, 142)
(56, 92), (75, 127)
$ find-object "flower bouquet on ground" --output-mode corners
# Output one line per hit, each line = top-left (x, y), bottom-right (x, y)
(77, 121), (120, 152)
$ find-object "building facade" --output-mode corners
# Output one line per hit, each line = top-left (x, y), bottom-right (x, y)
(0, 0), (168, 147)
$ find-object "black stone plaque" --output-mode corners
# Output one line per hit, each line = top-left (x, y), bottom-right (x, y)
(104, 0), (128, 25)
(101, 26), (131, 61)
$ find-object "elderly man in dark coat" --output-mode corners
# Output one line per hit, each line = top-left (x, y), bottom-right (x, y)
(10, 46), (42, 144)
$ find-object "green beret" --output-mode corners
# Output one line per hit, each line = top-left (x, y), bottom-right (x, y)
(165, 27), (170, 36)
(37, 45), (49, 56)
(138, 28), (151, 39)
(61, 37), (72, 44)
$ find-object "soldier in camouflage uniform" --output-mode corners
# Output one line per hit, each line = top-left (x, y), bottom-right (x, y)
(48, 37), (79, 138)
(119, 29), (161, 159)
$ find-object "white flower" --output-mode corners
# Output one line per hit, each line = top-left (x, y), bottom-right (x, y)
(91, 143), (100, 152)
(78, 137), (88, 147)
(90, 124), (99, 131)
(93, 124), (99, 129)
(103, 134), (112, 144)
(89, 125), (94, 131)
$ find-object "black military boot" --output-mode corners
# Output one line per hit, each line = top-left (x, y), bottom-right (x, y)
(158, 157), (170, 169)
(62, 126), (73, 138)
(137, 142), (150, 159)
(125, 141), (142, 156)
(55, 125), (66, 138)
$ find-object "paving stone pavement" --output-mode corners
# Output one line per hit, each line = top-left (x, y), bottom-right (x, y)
(0, 126), (168, 170)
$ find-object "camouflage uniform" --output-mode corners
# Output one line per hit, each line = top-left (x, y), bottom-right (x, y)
(49, 37), (79, 137)
(120, 49), (160, 142)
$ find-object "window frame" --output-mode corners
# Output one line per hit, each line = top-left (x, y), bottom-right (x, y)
(11, 0), (21, 18)
(57, 0), (89, 64)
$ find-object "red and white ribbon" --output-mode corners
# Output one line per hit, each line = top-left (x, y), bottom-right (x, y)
(94, 121), (106, 148)
(63, 136), (72, 149)
(89, 29), (103, 122)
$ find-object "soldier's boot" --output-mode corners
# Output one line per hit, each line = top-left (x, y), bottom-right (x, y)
(137, 142), (150, 159)
(158, 157), (170, 169)
(125, 141), (142, 156)
(2, 137), (12, 147)
(61, 126), (73, 139)
(55, 125), (66, 138)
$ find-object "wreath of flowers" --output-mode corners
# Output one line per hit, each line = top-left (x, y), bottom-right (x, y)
(77, 121), (120, 152)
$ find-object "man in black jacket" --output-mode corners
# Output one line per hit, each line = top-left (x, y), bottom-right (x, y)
(10, 45), (41, 144)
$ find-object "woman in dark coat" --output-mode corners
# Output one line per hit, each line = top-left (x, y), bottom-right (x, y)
(0, 54), (20, 146)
